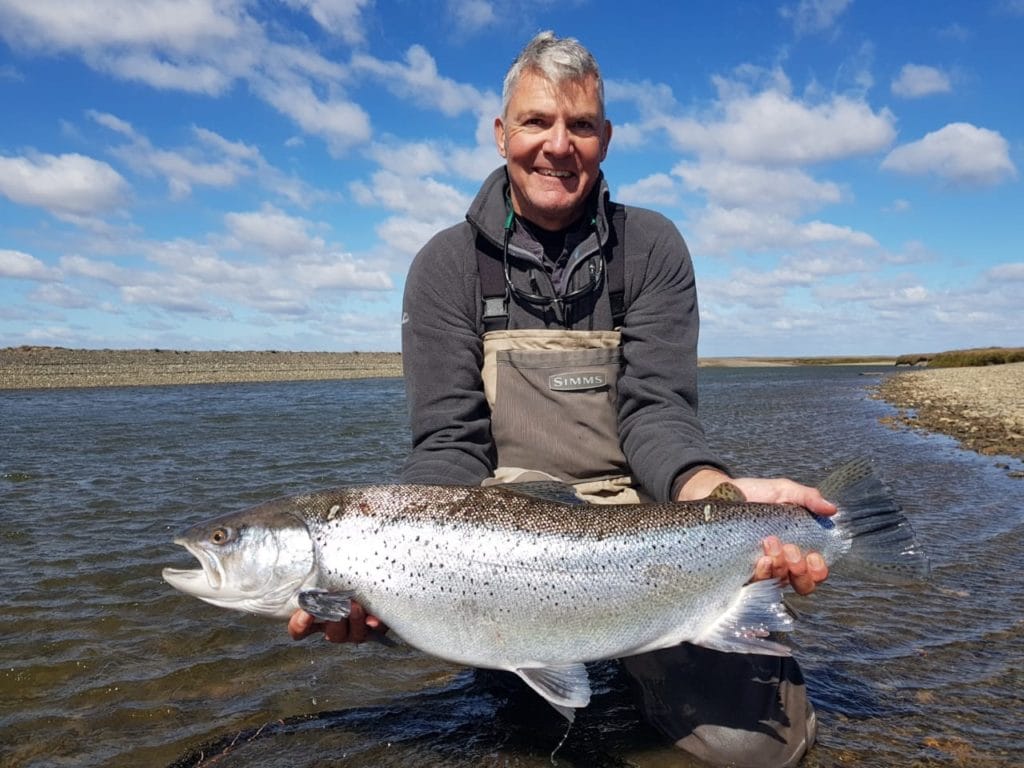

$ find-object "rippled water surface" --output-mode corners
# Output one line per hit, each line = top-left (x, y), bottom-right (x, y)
(1, 368), (1022, 767)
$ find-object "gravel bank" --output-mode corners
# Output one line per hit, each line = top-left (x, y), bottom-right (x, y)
(0, 348), (403, 389)
(877, 362), (1024, 462)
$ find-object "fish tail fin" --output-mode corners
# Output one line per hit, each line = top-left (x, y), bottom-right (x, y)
(820, 459), (930, 583)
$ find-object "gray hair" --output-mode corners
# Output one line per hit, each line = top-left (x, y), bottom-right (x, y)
(501, 31), (605, 119)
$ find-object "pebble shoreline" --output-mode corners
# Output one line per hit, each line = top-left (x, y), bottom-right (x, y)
(876, 361), (1024, 463)
(4, 347), (1021, 465)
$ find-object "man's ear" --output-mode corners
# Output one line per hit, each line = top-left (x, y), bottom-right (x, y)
(600, 120), (613, 161)
(494, 117), (507, 158)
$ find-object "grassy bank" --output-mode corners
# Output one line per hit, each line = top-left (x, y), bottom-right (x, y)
(895, 346), (1024, 368)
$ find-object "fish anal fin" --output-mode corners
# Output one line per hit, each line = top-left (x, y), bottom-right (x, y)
(693, 579), (794, 656)
(515, 663), (592, 722)
(298, 589), (355, 622)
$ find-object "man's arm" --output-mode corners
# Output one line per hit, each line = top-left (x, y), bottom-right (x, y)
(400, 225), (495, 485)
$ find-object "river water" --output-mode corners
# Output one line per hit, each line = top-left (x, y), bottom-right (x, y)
(1, 367), (1021, 767)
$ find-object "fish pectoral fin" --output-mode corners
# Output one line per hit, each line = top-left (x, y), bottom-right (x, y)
(298, 589), (355, 622)
(514, 663), (592, 722)
(692, 579), (794, 656)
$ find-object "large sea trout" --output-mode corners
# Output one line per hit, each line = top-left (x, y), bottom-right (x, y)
(163, 459), (928, 720)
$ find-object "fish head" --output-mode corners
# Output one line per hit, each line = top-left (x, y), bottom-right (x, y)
(162, 499), (317, 619)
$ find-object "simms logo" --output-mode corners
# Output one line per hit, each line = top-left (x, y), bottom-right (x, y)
(548, 371), (607, 391)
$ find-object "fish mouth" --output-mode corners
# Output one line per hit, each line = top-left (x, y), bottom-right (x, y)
(162, 539), (226, 598)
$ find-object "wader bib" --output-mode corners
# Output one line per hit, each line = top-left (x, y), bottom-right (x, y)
(481, 328), (646, 504)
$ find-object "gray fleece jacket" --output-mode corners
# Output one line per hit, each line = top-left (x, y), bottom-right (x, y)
(399, 166), (728, 501)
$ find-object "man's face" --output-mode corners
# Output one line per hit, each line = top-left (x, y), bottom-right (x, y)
(494, 69), (612, 231)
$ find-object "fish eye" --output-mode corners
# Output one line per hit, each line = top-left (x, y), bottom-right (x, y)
(210, 527), (233, 545)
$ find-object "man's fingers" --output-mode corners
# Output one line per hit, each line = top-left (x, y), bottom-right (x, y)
(347, 601), (368, 643)
(288, 609), (319, 640)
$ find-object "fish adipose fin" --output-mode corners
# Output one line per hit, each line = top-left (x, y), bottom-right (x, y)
(515, 663), (592, 722)
(693, 579), (794, 656)
(298, 589), (356, 622)
(820, 459), (931, 583)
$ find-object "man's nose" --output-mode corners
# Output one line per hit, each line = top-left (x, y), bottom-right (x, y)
(544, 122), (572, 155)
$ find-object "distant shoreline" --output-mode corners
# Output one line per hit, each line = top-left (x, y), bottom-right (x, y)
(4, 346), (1019, 466)
(0, 347), (896, 390)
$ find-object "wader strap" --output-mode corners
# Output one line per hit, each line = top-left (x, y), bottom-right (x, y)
(477, 233), (508, 333)
(476, 205), (627, 331)
(607, 204), (626, 328)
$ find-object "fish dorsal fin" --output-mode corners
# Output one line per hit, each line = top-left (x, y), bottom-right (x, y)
(692, 579), (794, 656)
(706, 481), (747, 502)
(502, 482), (586, 506)
(515, 663), (592, 722)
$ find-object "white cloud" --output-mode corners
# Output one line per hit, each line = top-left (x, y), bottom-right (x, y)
(223, 206), (321, 257)
(616, 173), (679, 207)
(257, 82), (372, 155)
(779, 0), (852, 36)
(0, 152), (128, 216)
(689, 204), (878, 257)
(891, 64), (952, 98)
(350, 170), (471, 220)
(0, 0), (242, 53)
(673, 160), (843, 215)
(282, 0), (372, 45)
(662, 74), (896, 165)
(91, 114), (329, 206)
(0, 248), (55, 280)
(352, 45), (492, 117)
(985, 262), (1024, 282)
(881, 122), (1018, 186)
(447, 0), (496, 34)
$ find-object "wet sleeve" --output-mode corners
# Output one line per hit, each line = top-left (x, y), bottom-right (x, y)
(399, 226), (495, 485)
(616, 210), (731, 501)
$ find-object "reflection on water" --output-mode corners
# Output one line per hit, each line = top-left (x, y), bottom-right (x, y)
(1, 369), (1021, 767)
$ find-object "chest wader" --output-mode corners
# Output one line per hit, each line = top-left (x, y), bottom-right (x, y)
(475, 209), (816, 768)
(476, 206), (645, 504)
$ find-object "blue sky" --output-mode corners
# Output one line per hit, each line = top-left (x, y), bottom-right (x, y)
(1, 0), (1021, 356)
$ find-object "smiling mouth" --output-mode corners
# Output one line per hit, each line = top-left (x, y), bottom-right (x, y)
(536, 168), (574, 178)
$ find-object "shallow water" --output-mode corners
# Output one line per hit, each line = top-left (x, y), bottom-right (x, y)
(1, 368), (1021, 767)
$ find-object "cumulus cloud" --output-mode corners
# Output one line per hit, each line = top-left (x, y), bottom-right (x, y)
(881, 122), (1018, 186)
(352, 45), (492, 117)
(91, 111), (328, 205)
(616, 174), (679, 207)
(0, 152), (128, 216)
(891, 64), (952, 98)
(655, 67), (896, 165)
(673, 160), (843, 215)
(0, 0), (371, 148)
(0, 248), (56, 280)
(282, 0), (372, 45)
(688, 205), (877, 257)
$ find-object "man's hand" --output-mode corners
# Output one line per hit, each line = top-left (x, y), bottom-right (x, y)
(678, 468), (837, 596)
(288, 601), (383, 644)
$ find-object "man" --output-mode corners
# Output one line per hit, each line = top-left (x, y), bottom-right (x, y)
(291, 32), (833, 767)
